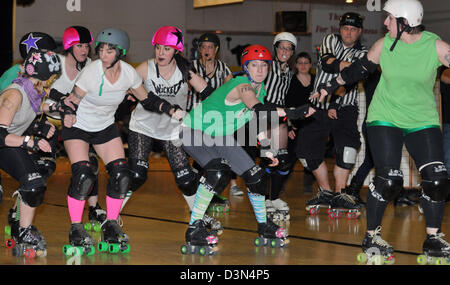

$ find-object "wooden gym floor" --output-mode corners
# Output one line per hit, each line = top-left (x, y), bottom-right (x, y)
(0, 155), (448, 267)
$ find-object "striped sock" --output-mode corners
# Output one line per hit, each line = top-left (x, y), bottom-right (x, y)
(248, 192), (267, 224)
(189, 183), (214, 225)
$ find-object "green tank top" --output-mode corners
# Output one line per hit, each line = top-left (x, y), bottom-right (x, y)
(367, 31), (442, 129)
(184, 76), (266, 136)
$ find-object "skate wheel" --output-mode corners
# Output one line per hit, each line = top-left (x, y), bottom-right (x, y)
(357, 252), (367, 264)
(197, 246), (209, 256)
(86, 245), (96, 256)
(24, 248), (36, 259)
(254, 237), (264, 247)
(417, 255), (427, 265)
(270, 239), (282, 248)
(97, 241), (108, 252)
(4, 225), (11, 236)
(326, 208), (331, 214)
(108, 243), (120, 254)
(62, 245), (72, 256)
(329, 211), (336, 219)
(84, 222), (92, 231)
(120, 244), (130, 254)
(308, 208), (317, 215)
(94, 224), (102, 232)
(435, 257), (446, 265)
(384, 255), (395, 265)
(5, 239), (15, 249)
(180, 244), (189, 255)
(372, 255), (383, 265)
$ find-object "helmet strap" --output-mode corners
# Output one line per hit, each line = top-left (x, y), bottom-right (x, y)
(390, 18), (412, 52)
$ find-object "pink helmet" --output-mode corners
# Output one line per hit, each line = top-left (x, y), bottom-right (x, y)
(152, 26), (184, 52)
(63, 26), (93, 50)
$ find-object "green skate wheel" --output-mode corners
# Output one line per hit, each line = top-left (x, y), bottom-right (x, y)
(254, 237), (263, 247)
(97, 241), (108, 252)
(121, 244), (130, 254)
(198, 246), (207, 256)
(5, 225), (11, 236)
(270, 239), (279, 248)
(93, 223), (102, 232)
(435, 257), (446, 265)
(357, 253), (367, 264)
(73, 246), (84, 256)
(180, 245), (189, 255)
(372, 255), (383, 265)
(109, 243), (120, 254)
(85, 245), (96, 256)
(62, 245), (72, 256)
(84, 222), (92, 231)
(417, 255), (427, 265)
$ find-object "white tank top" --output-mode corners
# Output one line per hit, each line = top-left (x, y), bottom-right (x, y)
(1, 83), (36, 136)
(46, 55), (91, 119)
(129, 59), (188, 141)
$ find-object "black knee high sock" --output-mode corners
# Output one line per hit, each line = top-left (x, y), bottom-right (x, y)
(270, 171), (290, 200)
(366, 190), (389, 231)
(420, 197), (446, 229)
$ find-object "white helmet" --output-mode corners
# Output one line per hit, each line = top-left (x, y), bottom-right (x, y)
(383, 0), (423, 27)
(273, 32), (297, 49)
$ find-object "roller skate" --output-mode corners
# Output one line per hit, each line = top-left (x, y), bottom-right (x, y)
(328, 192), (361, 220)
(97, 220), (130, 254)
(343, 179), (365, 206)
(357, 226), (395, 265)
(62, 223), (96, 257)
(266, 199), (290, 222)
(305, 189), (334, 216)
(254, 220), (289, 248)
(5, 191), (21, 236)
(207, 194), (230, 213)
(202, 214), (224, 235)
(6, 225), (47, 259)
(84, 203), (106, 232)
(417, 232), (450, 265)
(180, 219), (218, 256)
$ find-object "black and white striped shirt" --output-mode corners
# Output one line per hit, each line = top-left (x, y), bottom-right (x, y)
(264, 60), (292, 107)
(186, 59), (232, 111)
(312, 33), (368, 109)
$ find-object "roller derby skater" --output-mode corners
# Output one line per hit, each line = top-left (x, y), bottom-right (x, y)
(179, 44), (314, 255)
(313, 0), (450, 265)
(120, 26), (224, 234)
(0, 50), (61, 259)
(181, 219), (219, 256)
(60, 27), (184, 256)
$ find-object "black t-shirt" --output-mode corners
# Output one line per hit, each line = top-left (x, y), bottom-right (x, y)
(285, 73), (315, 128)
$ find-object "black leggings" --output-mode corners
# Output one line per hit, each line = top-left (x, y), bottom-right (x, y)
(366, 125), (445, 230)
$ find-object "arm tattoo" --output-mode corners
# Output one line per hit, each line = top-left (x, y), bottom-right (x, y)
(239, 85), (252, 94)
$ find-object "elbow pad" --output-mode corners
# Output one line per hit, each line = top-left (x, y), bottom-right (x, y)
(321, 54), (341, 74)
(340, 54), (378, 85)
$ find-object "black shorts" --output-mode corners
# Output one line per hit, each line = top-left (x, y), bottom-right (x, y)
(296, 105), (360, 159)
(61, 124), (120, 145)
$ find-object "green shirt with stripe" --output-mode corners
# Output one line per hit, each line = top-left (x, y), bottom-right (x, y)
(183, 76), (266, 137)
(367, 31), (442, 130)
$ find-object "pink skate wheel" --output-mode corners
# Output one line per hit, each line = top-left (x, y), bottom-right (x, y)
(24, 248), (36, 259)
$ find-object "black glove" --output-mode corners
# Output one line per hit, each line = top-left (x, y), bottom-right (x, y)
(284, 104), (311, 120)
(21, 136), (45, 152)
(316, 77), (340, 97)
(29, 118), (52, 138)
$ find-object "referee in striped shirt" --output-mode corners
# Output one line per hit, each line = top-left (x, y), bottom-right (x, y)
(298, 12), (368, 207)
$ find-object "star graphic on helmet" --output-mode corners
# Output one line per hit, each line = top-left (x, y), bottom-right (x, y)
(21, 33), (42, 54)
(171, 28), (183, 45)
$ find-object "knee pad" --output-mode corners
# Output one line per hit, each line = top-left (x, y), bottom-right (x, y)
(299, 158), (322, 172)
(68, 161), (96, 200)
(203, 158), (232, 195)
(420, 163), (450, 202)
(276, 149), (292, 174)
(106, 158), (130, 199)
(336, 146), (357, 170)
(34, 157), (56, 181)
(174, 167), (200, 196)
(369, 167), (403, 202)
(19, 172), (46, 207)
(242, 165), (268, 196)
(129, 158), (149, 192)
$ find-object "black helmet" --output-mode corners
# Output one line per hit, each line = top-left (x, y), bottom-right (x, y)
(339, 12), (364, 29)
(198, 33), (220, 49)
(24, 50), (61, 81)
(19, 32), (57, 60)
